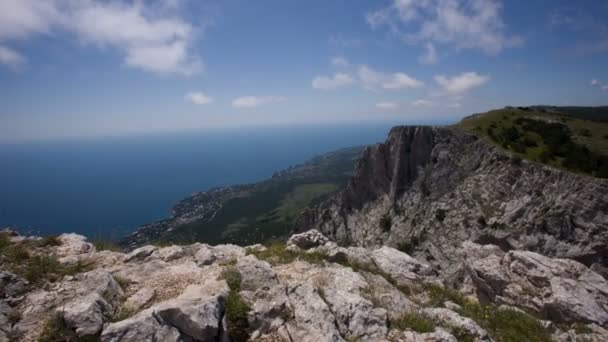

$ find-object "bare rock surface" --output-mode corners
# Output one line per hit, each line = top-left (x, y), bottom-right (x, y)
(1, 228), (607, 341)
(298, 126), (608, 276)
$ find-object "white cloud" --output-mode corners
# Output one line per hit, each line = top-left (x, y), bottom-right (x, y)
(0, 0), (205, 75)
(358, 65), (423, 90)
(232, 96), (286, 109)
(312, 73), (355, 90)
(412, 99), (434, 107)
(185, 91), (213, 105)
(367, 0), (522, 55)
(0, 45), (26, 70)
(419, 42), (438, 65)
(589, 78), (608, 91)
(331, 57), (350, 68)
(435, 72), (489, 94)
(447, 102), (462, 108)
(376, 101), (399, 109)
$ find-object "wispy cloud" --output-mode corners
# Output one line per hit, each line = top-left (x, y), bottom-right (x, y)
(312, 73), (355, 90)
(419, 42), (438, 65)
(232, 96), (286, 109)
(376, 101), (399, 109)
(358, 65), (423, 90)
(331, 57), (350, 68)
(0, 45), (26, 70)
(412, 99), (434, 107)
(0, 0), (207, 75)
(435, 72), (489, 94)
(590, 78), (608, 92)
(367, 0), (522, 55)
(185, 92), (213, 105)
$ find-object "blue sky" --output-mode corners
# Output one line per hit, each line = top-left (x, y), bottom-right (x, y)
(0, 0), (607, 141)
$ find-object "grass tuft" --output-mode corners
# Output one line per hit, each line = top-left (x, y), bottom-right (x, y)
(391, 311), (435, 333)
(246, 241), (328, 265)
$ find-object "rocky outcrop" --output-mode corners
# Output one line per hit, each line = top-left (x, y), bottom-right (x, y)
(298, 126), (608, 275)
(458, 242), (608, 326)
(2, 231), (607, 341)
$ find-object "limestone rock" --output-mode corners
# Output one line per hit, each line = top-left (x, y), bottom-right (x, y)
(55, 233), (95, 257)
(286, 229), (329, 251)
(0, 271), (27, 298)
(124, 288), (155, 311)
(371, 246), (434, 287)
(101, 295), (224, 342)
(236, 255), (278, 291)
(462, 243), (608, 326)
(123, 245), (158, 263)
(423, 308), (491, 341)
(152, 245), (185, 262)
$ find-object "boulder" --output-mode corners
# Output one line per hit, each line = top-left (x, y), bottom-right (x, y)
(100, 295), (224, 342)
(245, 285), (293, 336)
(123, 245), (158, 263)
(57, 293), (113, 337)
(371, 246), (434, 287)
(462, 243), (608, 326)
(194, 244), (217, 266)
(56, 270), (124, 337)
(56, 233), (95, 257)
(124, 288), (155, 311)
(236, 255), (278, 291)
(153, 246), (185, 262)
(283, 282), (343, 342)
(0, 271), (28, 298)
(286, 230), (329, 251)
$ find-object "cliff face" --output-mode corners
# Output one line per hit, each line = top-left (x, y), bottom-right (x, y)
(298, 126), (608, 275)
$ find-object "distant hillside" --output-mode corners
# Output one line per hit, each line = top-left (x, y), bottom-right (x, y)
(458, 107), (608, 178)
(122, 146), (364, 247)
(527, 105), (608, 122)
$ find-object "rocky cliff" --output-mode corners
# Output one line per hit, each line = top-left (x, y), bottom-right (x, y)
(297, 126), (608, 276)
(1, 230), (607, 341)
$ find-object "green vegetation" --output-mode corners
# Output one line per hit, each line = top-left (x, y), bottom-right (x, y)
(92, 239), (122, 252)
(379, 214), (392, 232)
(391, 312), (435, 333)
(0, 237), (93, 284)
(39, 236), (62, 247)
(422, 284), (551, 342)
(160, 146), (363, 246)
(458, 107), (608, 178)
(38, 315), (97, 342)
(109, 306), (139, 323)
(220, 267), (251, 342)
(246, 241), (328, 265)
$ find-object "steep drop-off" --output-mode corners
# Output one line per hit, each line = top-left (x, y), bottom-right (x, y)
(297, 125), (608, 276)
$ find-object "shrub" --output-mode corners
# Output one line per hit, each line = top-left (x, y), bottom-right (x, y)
(220, 267), (251, 342)
(39, 236), (62, 247)
(0, 232), (11, 251)
(92, 239), (122, 252)
(379, 214), (392, 232)
(221, 267), (243, 292)
(578, 128), (592, 137)
(435, 209), (447, 222)
(246, 241), (327, 265)
(460, 304), (550, 342)
(391, 312), (435, 333)
(225, 290), (251, 342)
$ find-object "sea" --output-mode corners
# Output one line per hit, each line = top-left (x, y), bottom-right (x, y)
(0, 121), (450, 238)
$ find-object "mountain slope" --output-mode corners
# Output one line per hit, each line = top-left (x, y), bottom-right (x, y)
(122, 146), (364, 248)
(297, 120), (608, 276)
